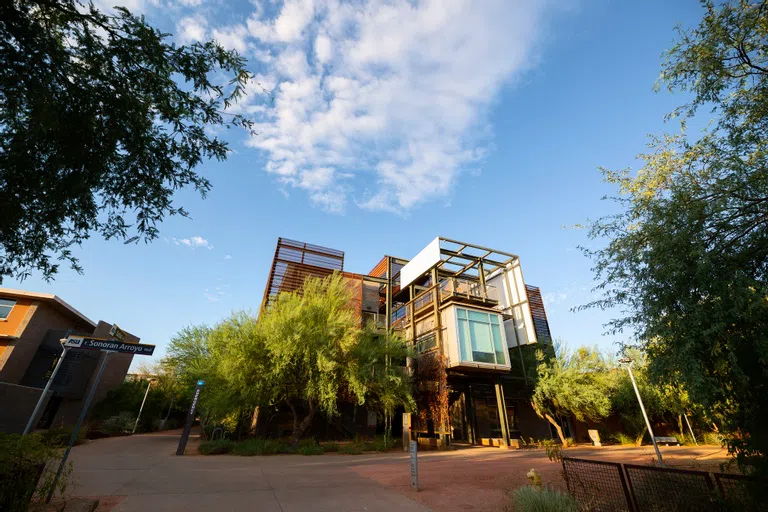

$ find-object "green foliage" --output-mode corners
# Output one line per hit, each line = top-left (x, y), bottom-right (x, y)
(0, 433), (73, 507)
(197, 439), (233, 455)
(101, 412), (136, 434)
(322, 442), (340, 452)
(0, 0), (258, 282)
(38, 427), (86, 448)
(338, 443), (363, 455)
(541, 439), (563, 462)
(508, 486), (579, 512)
(613, 433), (639, 446)
(92, 378), (184, 433)
(296, 444), (325, 456)
(703, 431), (724, 447)
(531, 342), (613, 443)
(583, 0), (768, 475)
(230, 439), (290, 456)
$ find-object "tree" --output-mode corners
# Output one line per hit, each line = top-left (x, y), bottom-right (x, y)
(256, 273), (413, 446)
(531, 343), (613, 445)
(0, 0), (256, 282)
(583, 0), (768, 474)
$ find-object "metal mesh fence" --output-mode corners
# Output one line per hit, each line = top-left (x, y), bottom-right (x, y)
(623, 464), (717, 512)
(713, 472), (768, 511)
(562, 457), (633, 512)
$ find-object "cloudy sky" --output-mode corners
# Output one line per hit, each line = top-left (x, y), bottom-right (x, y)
(9, 0), (703, 367)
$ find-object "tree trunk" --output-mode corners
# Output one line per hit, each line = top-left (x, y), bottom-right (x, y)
(635, 426), (647, 447)
(287, 400), (298, 439)
(544, 414), (566, 445)
(677, 415), (684, 439)
(291, 401), (317, 447)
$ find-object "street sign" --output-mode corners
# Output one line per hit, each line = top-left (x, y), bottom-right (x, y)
(409, 440), (419, 491)
(177, 380), (205, 456)
(64, 336), (155, 355)
(109, 324), (127, 341)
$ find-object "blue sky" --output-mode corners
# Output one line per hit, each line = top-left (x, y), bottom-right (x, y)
(6, 0), (704, 369)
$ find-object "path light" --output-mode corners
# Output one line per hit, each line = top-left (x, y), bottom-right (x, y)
(618, 357), (663, 465)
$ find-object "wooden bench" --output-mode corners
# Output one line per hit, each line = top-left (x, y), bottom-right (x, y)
(654, 436), (680, 446)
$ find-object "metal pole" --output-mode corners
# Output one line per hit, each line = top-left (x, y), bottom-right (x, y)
(683, 413), (698, 446)
(625, 363), (663, 464)
(47, 352), (111, 503)
(132, 379), (153, 434)
(23, 346), (69, 436)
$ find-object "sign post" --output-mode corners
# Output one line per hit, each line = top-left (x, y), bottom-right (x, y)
(176, 380), (204, 456)
(23, 343), (70, 436)
(46, 334), (156, 503)
(409, 440), (419, 491)
(402, 412), (411, 452)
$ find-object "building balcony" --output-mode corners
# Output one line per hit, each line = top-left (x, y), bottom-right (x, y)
(438, 277), (499, 305)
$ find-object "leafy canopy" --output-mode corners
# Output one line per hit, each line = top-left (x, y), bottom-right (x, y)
(0, 0), (256, 282)
(583, 0), (768, 474)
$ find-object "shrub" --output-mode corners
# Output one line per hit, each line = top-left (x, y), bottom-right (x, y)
(508, 486), (579, 512)
(614, 433), (638, 446)
(541, 439), (562, 462)
(338, 443), (363, 455)
(296, 444), (324, 455)
(198, 439), (233, 455)
(702, 432), (723, 446)
(322, 442), (340, 452)
(372, 436), (396, 452)
(101, 412), (136, 435)
(231, 438), (289, 456)
(1, 433), (73, 509)
(38, 427), (86, 448)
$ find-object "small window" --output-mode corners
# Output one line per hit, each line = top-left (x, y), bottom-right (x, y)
(0, 298), (16, 320)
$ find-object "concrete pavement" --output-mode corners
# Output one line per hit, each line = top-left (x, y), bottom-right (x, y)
(67, 433), (430, 512)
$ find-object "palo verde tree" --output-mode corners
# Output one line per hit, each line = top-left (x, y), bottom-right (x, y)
(0, 0), (257, 282)
(531, 343), (613, 445)
(256, 273), (413, 447)
(582, 0), (768, 475)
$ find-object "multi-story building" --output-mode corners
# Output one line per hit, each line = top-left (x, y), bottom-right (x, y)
(260, 237), (556, 447)
(0, 288), (138, 433)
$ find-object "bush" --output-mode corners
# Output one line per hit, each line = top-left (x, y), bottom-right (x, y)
(508, 486), (579, 512)
(1, 433), (73, 509)
(614, 432), (638, 446)
(230, 438), (290, 456)
(322, 442), (340, 452)
(38, 427), (86, 448)
(198, 439), (233, 455)
(101, 412), (136, 435)
(338, 443), (363, 455)
(296, 444), (324, 455)
(702, 432), (723, 446)
(373, 436), (395, 452)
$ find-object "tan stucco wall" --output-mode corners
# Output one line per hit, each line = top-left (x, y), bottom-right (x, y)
(0, 300), (93, 385)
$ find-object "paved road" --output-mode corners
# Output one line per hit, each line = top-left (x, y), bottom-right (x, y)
(68, 433), (430, 512)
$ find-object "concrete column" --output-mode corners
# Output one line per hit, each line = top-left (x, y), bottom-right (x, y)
(495, 381), (510, 447)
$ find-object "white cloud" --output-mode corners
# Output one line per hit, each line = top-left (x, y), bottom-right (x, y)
(174, 236), (213, 249)
(544, 291), (569, 306)
(204, 284), (230, 302)
(177, 0), (204, 6)
(212, 24), (250, 53)
(224, 254), (233, 260)
(227, 0), (560, 212)
(177, 15), (208, 44)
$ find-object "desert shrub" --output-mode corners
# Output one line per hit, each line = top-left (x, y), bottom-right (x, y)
(101, 412), (136, 434)
(508, 486), (579, 512)
(0, 433), (73, 509)
(322, 442), (340, 452)
(231, 438), (289, 456)
(338, 443), (363, 455)
(38, 427), (86, 448)
(198, 439), (233, 455)
(541, 439), (562, 462)
(373, 436), (396, 452)
(702, 432), (724, 446)
(296, 444), (324, 455)
(614, 432), (637, 446)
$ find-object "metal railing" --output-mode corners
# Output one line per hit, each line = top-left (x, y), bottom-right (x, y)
(439, 277), (498, 303)
(362, 311), (386, 329)
(561, 456), (767, 512)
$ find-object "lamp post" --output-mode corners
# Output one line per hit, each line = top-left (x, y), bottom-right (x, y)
(618, 357), (663, 464)
(132, 378), (155, 434)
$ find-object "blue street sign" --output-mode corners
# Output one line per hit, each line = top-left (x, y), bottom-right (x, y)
(197, 380), (205, 386)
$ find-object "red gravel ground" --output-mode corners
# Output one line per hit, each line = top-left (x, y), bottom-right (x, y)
(349, 444), (729, 512)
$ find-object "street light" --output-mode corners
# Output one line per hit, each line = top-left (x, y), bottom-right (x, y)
(132, 378), (156, 434)
(618, 357), (663, 464)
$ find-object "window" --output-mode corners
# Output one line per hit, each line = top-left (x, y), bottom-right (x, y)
(456, 308), (507, 365)
(0, 298), (16, 320)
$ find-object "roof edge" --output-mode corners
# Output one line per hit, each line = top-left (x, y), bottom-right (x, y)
(0, 288), (96, 329)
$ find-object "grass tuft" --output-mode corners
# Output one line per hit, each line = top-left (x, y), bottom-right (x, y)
(198, 439), (233, 455)
(507, 486), (579, 512)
